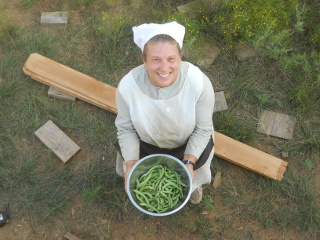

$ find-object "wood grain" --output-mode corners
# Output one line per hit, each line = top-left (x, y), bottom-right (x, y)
(34, 120), (80, 163)
(23, 53), (117, 114)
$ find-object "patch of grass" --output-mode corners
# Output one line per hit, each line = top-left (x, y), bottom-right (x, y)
(213, 110), (255, 142)
(285, 120), (320, 159)
(276, 172), (320, 232)
(184, 216), (216, 239)
(83, 186), (104, 202)
(21, 0), (42, 9)
(220, 171), (320, 237)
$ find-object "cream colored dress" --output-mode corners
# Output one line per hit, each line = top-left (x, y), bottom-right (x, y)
(115, 62), (215, 191)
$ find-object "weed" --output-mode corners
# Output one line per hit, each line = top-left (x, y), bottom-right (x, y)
(213, 110), (255, 143)
(286, 120), (320, 158)
(21, 0), (41, 9)
(83, 186), (104, 202)
(200, 194), (214, 211)
(277, 172), (320, 232)
(280, 51), (320, 114)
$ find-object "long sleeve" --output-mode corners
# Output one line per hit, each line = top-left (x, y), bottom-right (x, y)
(115, 62), (214, 162)
(115, 87), (140, 162)
(184, 73), (215, 159)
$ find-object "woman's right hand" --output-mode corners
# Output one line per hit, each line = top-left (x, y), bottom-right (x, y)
(124, 160), (138, 194)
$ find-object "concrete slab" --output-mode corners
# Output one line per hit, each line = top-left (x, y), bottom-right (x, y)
(214, 91), (228, 112)
(257, 110), (295, 140)
(48, 87), (76, 101)
(40, 11), (68, 25)
(184, 41), (221, 67)
(236, 44), (258, 60)
(34, 120), (80, 163)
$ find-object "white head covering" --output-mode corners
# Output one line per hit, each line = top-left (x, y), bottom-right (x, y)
(132, 21), (185, 51)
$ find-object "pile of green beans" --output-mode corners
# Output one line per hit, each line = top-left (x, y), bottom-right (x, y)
(133, 164), (187, 213)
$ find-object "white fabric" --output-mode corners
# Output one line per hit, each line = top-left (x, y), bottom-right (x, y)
(132, 21), (185, 51)
(191, 147), (214, 192)
(115, 61), (215, 191)
(116, 62), (203, 162)
(115, 61), (215, 162)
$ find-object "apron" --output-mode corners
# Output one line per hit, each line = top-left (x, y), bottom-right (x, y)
(114, 135), (213, 170)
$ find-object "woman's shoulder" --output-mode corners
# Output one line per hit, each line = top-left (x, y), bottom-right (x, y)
(119, 65), (144, 85)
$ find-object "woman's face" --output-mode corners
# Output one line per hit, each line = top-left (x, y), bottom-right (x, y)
(143, 42), (182, 88)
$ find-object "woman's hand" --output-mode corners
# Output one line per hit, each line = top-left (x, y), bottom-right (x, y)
(124, 160), (138, 194)
(185, 163), (194, 182)
(183, 154), (197, 182)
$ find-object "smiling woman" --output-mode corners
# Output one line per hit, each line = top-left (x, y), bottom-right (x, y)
(143, 39), (181, 87)
(114, 21), (215, 205)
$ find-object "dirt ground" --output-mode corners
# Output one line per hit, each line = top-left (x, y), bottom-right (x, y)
(0, 0), (311, 239)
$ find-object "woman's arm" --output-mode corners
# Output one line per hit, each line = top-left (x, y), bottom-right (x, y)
(184, 73), (215, 160)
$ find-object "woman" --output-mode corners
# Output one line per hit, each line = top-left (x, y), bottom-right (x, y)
(115, 21), (215, 204)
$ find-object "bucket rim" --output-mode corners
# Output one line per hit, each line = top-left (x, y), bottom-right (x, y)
(126, 153), (192, 216)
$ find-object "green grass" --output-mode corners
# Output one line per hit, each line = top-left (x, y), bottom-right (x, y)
(0, 0), (320, 239)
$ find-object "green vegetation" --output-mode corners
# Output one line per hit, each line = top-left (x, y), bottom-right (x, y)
(0, 0), (319, 239)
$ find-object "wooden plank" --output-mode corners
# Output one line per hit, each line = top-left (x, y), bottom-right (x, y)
(40, 11), (68, 25)
(64, 232), (82, 240)
(48, 86), (76, 101)
(23, 53), (117, 114)
(257, 110), (295, 140)
(23, 53), (288, 180)
(214, 91), (228, 112)
(34, 120), (80, 163)
(214, 131), (288, 181)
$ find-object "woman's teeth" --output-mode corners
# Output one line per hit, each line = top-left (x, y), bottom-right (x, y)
(159, 73), (170, 77)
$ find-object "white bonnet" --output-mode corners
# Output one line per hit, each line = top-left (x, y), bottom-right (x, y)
(132, 21), (185, 51)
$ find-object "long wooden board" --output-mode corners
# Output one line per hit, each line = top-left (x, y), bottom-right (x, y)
(23, 53), (117, 114)
(23, 53), (288, 181)
(214, 132), (287, 180)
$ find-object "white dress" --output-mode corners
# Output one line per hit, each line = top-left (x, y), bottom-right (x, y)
(115, 62), (215, 191)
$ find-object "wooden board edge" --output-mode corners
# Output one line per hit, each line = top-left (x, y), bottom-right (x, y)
(23, 64), (118, 114)
(214, 131), (288, 181)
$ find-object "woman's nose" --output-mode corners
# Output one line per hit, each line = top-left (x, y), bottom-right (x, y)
(160, 60), (169, 71)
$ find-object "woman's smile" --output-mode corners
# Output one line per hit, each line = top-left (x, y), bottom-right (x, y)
(144, 42), (181, 88)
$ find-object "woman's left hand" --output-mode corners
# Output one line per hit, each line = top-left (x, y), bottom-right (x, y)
(185, 164), (194, 182)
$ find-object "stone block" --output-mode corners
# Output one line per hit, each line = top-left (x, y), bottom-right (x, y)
(214, 91), (228, 112)
(34, 120), (80, 163)
(40, 11), (68, 25)
(257, 110), (295, 140)
(236, 44), (258, 60)
(48, 87), (76, 101)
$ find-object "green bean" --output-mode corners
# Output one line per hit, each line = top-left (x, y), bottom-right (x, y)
(133, 164), (187, 213)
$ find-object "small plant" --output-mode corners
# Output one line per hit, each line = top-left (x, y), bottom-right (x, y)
(304, 1), (320, 49)
(83, 186), (104, 202)
(213, 111), (255, 143)
(280, 51), (320, 114)
(201, 0), (299, 49)
(21, 0), (41, 9)
(251, 20), (293, 59)
(0, 9), (18, 44)
(200, 195), (214, 211)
